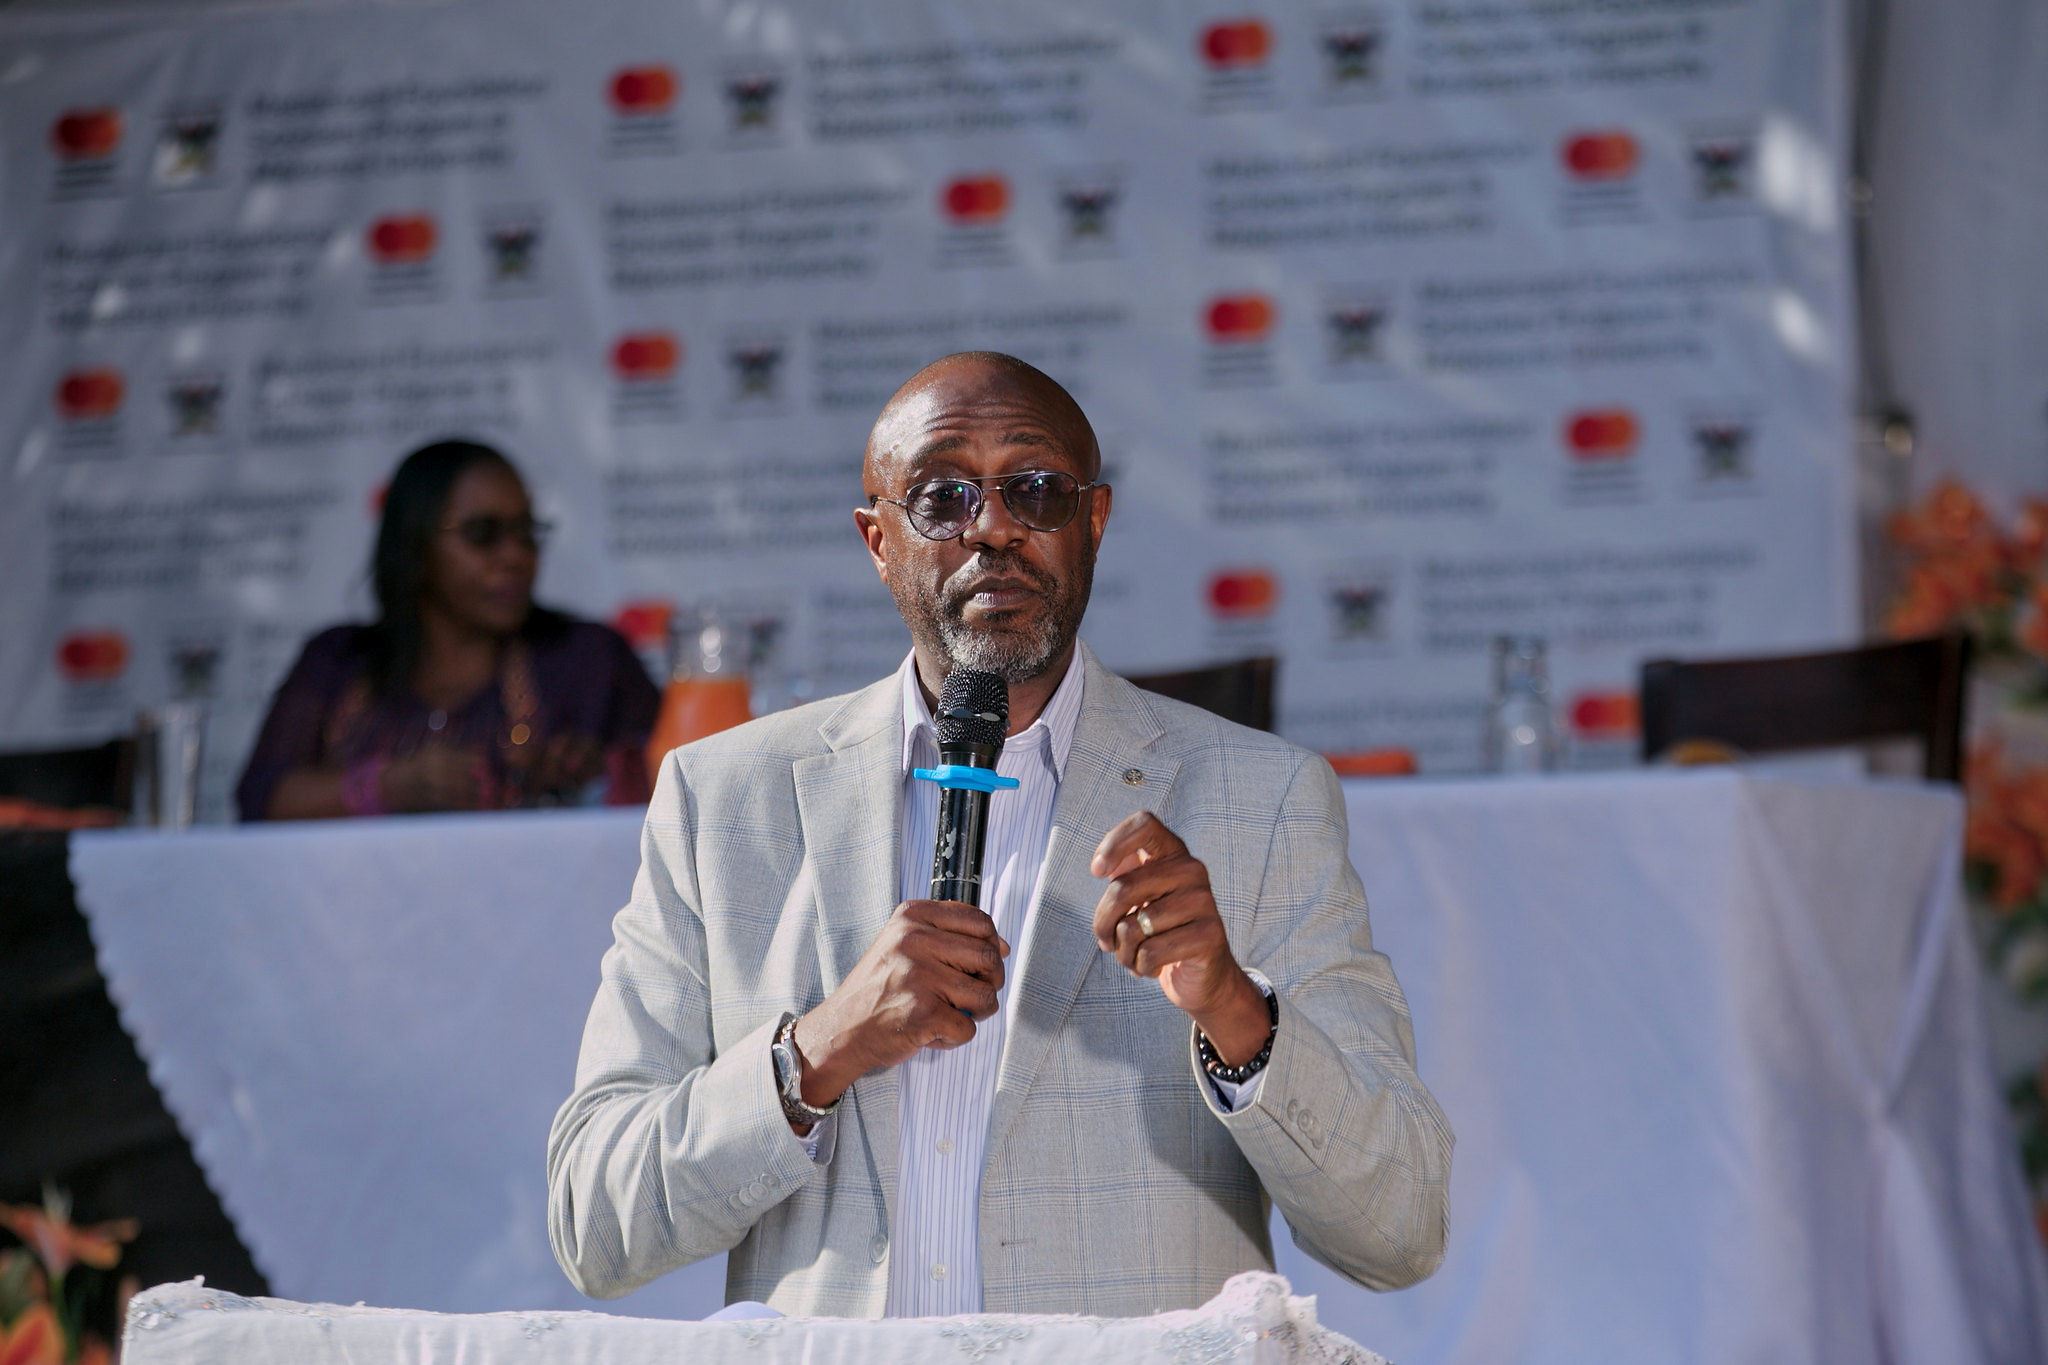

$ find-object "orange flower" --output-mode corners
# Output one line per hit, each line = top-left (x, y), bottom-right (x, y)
(2020, 583), (2048, 664)
(1888, 479), (1995, 554)
(0, 1191), (135, 1281)
(1967, 744), (2048, 912)
(0, 1304), (61, 1365)
(1966, 811), (2044, 911)
(2012, 498), (2048, 569)
(1886, 564), (1968, 635)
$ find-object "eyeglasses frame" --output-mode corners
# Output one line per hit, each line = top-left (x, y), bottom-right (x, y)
(868, 469), (1103, 541)
(442, 514), (554, 551)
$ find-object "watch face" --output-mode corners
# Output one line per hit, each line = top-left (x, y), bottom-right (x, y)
(771, 1039), (799, 1097)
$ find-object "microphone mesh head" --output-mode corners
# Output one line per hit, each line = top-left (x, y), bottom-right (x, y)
(935, 668), (1009, 751)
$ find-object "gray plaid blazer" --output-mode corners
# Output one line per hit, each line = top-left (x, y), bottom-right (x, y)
(548, 644), (1451, 1317)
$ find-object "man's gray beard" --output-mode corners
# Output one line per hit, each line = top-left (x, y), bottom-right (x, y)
(907, 552), (1093, 685)
(934, 607), (1063, 684)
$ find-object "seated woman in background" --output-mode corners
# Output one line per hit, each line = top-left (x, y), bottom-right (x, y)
(236, 439), (658, 820)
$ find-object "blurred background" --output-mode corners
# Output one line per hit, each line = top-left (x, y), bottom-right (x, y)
(4, 0), (2048, 1361)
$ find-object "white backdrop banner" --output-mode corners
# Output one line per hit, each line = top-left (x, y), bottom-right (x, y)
(0, 0), (1854, 813)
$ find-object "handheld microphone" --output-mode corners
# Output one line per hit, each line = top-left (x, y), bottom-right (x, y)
(926, 668), (1011, 906)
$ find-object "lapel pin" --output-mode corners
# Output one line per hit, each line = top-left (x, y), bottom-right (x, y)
(1122, 768), (1145, 786)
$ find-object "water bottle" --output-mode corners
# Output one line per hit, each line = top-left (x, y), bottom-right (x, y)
(1485, 635), (1559, 774)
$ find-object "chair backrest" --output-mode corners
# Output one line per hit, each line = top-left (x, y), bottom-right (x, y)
(1128, 657), (1277, 733)
(1638, 634), (1971, 782)
(0, 737), (136, 811)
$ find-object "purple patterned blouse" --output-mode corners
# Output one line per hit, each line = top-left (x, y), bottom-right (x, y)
(235, 611), (659, 821)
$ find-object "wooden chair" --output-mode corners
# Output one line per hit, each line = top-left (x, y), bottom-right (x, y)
(1129, 657), (1277, 733)
(0, 737), (135, 811)
(1639, 634), (1971, 783)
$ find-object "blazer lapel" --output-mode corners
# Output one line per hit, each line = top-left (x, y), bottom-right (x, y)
(984, 651), (1178, 1167)
(794, 675), (905, 1230)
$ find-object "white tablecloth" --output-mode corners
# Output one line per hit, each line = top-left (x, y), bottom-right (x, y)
(70, 771), (2048, 1362)
(120, 1270), (1384, 1365)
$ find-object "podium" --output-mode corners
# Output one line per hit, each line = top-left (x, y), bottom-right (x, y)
(121, 1271), (1385, 1364)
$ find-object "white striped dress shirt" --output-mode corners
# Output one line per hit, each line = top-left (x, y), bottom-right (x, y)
(796, 648), (1261, 1315)
(886, 649), (1083, 1315)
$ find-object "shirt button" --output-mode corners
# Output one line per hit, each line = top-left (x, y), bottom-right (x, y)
(936, 1138), (954, 1155)
(931, 1263), (947, 1280)
(869, 1232), (888, 1264)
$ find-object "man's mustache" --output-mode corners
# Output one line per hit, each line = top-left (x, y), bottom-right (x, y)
(941, 552), (1057, 614)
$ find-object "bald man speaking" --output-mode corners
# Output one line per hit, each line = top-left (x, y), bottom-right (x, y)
(547, 353), (1451, 1318)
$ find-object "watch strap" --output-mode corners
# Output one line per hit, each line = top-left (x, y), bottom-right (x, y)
(773, 1013), (839, 1124)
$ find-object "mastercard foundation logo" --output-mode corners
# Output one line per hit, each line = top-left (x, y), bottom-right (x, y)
(55, 369), (124, 420)
(1562, 131), (1640, 181)
(1206, 294), (1275, 342)
(1207, 569), (1278, 619)
(1202, 20), (1273, 67)
(1563, 409), (1639, 460)
(612, 599), (674, 648)
(942, 176), (1009, 223)
(51, 107), (122, 160)
(610, 66), (679, 115)
(1570, 691), (1639, 738)
(57, 631), (130, 683)
(367, 214), (438, 265)
(612, 332), (681, 380)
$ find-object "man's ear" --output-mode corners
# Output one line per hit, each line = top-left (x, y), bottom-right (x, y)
(1087, 483), (1113, 551)
(854, 507), (890, 582)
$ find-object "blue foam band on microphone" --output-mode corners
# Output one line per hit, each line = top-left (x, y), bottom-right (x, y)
(912, 764), (1021, 792)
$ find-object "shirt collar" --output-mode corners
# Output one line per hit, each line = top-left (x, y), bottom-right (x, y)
(898, 647), (1086, 782)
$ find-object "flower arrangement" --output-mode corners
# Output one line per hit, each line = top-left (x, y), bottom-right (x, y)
(0, 1188), (134, 1365)
(1888, 477), (2048, 1244)
(1887, 479), (2048, 670)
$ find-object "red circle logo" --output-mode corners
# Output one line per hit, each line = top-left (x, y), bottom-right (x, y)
(1563, 409), (1640, 459)
(1202, 20), (1273, 67)
(612, 332), (682, 379)
(367, 215), (438, 264)
(612, 599), (674, 649)
(1563, 131), (1640, 181)
(55, 369), (124, 420)
(1206, 569), (1278, 618)
(1570, 691), (1640, 737)
(610, 66), (679, 114)
(942, 176), (1010, 223)
(51, 107), (122, 160)
(57, 630), (130, 682)
(1205, 295), (1275, 342)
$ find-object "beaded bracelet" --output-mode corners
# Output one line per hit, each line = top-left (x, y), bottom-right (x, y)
(1197, 985), (1279, 1084)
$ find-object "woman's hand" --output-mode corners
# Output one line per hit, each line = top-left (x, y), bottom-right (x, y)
(380, 745), (485, 812)
(526, 733), (603, 804)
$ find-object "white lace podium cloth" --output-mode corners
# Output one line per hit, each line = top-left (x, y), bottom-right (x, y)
(121, 1272), (1385, 1365)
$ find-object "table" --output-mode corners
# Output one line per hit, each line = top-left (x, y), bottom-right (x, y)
(69, 772), (2048, 1362)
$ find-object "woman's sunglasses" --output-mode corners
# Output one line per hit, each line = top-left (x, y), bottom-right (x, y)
(869, 470), (1098, 541)
(444, 515), (551, 551)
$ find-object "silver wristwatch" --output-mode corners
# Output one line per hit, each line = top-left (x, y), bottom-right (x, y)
(771, 1012), (839, 1127)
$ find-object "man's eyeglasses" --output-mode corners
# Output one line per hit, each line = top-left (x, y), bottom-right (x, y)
(444, 515), (551, 551)
(870, 470), (1099, 541)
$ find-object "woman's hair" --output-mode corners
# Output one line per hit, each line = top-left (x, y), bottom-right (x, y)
(364, 438), (522, 696)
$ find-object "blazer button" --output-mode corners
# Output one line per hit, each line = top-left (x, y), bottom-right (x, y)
(869, 1232), (888, 1264)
